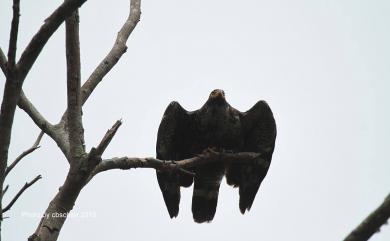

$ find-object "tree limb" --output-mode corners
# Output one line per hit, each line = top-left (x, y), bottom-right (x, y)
(0, 59), (23, 222)
(80, 0), (140, 104)
(5, 131), (43, 177)
(18, 91), (70, 158)
(18, 91), (54, 135)
(59, 0), (141, 124)
(28, 2), (142, 241)
(88, 152), (267, 182)
(0, 47), (6, 76)
(95, 120), (122, 156)
(344, 193), (390, 241)
(7, 0), (20, 68)
(65, 7), (84, 159)
(2, 175), (41, 213)
(16, 0), (87, 84)
(0, 0), (86, 225)
(79, 120), (122, 177)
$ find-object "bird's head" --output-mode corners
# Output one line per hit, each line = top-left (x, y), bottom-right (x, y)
(208, 89), (226, 103)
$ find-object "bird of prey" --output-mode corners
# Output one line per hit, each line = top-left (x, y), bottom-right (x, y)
(156, 89), (276, 223)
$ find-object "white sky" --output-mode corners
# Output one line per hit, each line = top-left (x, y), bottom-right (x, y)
(1, 0), (389, 240)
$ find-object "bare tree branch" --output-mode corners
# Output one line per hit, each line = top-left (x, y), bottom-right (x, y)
(18, 91), (54, 134)
(0, 47), (6, 75)
(95, 120), (122, 156)
(78, 120), (123, 175)
(2, 185), (9, 196)
(18, 91), (70, 158)
(16, 0), (87, 84)
(80, 0), (140, 105)
(7, 0), (20, 68)
(0, 0), (22, 221)
(5, 131), (43, 177)
(88, 152), (267, 182)
(2, 175), (41, 213)
(28, 2), (142, 241)
(59, 0), (141, 124)
(66, 8), (84, 159)
(0, 61), (23, 222)
(0, 0), (86, 226)
(344, 193), (390, 241)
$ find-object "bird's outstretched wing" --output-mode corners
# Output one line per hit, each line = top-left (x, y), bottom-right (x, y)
(156, 101), (194, 218)
(226, 101), (277, 213)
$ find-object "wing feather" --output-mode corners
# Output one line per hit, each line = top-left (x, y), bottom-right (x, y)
(226, 100), (277, 213)
(156, 101), (194, 218)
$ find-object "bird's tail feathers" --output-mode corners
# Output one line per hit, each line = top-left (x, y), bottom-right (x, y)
(192, 165), (224, 223)
(157, 171), (180, 218)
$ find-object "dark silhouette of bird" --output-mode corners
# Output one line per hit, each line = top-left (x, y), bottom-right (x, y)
(156, 89), (276, 223)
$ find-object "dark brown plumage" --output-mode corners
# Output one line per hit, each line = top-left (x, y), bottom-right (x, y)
(156, 89), (276, 222)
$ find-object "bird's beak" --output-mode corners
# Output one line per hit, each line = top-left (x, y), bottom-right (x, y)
(211, 90), (225, 99)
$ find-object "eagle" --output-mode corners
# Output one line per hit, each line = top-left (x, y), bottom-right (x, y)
(156, 89), (276, 223)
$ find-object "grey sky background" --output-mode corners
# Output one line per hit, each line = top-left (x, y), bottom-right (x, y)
(1, 0), (389, 240)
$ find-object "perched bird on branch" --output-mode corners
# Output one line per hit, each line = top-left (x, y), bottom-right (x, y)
(156, 89), (277, 223)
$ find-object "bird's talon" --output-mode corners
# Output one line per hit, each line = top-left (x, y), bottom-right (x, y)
(203, 147), (219, 154)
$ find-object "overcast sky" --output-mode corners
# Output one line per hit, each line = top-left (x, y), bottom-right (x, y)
(1, 0), (389, 240)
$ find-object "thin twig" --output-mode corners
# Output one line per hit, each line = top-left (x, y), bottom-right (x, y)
(5, 131), (43, 177)
(0, 47), (7, 75)
(7, 0), (21, 68)
(2, 184), (9, 196)
(2, 175), (42, 213)
(344, 193), (390, 241)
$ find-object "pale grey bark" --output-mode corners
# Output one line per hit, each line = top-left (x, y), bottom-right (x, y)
(65, 8), (85, 160)
(16, 0), (88, 83)
(18, 91), (71, 159)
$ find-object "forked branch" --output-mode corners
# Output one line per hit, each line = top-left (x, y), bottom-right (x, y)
(18, 91), (70, 157)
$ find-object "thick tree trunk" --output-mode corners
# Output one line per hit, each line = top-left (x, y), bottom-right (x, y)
(28, 163), (88, 241)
